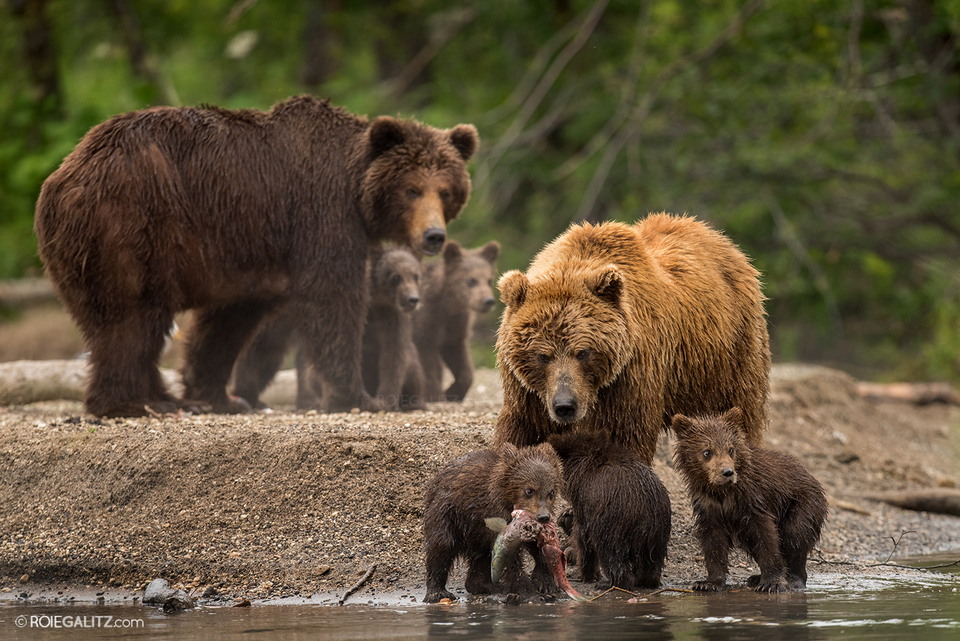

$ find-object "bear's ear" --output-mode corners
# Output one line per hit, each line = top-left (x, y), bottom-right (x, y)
(442, 240), (463, 267)
(722, 406), (745, 431)
(589, 265), (623, 306)
(671, 413), (693, 438)
(448, 124), (479, 161)
(480, 240), (501, 264)
(369, 116), (406, 157)
(499, 270), (528, 308)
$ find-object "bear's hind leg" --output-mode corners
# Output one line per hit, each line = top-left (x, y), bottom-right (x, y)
(84, 309), (178, 417)
(230, 312), (294, 409)
(182, 301), (276, 412)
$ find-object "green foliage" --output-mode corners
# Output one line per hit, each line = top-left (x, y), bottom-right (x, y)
(1, 0), (958, 382)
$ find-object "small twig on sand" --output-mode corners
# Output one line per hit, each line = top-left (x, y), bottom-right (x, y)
(588, 585), (695, 601)
(338, 563), (376, 606)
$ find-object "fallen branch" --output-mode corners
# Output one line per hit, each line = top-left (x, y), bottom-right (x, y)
(338, 563), (376, 606)
(857, 381), (960, 405)
(862, 489), (960, 517)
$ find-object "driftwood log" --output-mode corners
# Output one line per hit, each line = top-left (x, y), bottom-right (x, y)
(857, 381), (960, 405)
(864, 489), (960, 517)
(0, 360), (298, 407)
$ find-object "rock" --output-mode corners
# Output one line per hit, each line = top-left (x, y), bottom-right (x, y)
(143, 578), (194, 610)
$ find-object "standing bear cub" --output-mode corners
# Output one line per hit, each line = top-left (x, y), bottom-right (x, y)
(422, 443), (562, 603)
(35, 96), (477, 417)
(548, 431), (671, 591)
(494, 214), (771, 464)
(672, 407), (828, 593)
(415, 240), (500, 402)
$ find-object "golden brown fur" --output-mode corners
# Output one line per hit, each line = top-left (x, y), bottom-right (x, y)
(494, 213), (770, 464)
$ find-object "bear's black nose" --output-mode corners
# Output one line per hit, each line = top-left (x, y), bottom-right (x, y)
(481, 297), (495, 312)
(722, 468), (735, 478)
(422, 228), (446, 254)
(404, 295), (420, 310)
(553, 399), (577, 419)
(537, 513), (550, 524)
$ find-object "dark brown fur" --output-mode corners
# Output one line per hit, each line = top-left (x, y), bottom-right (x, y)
(35, 96), (477, 417)
(548, 431), (670, 590)
(671, 407), (828, 593)
(422, 443), (562, 603)
(494, 214), (770, 464)
(230, 246), (425, 410)
(360, 246), (424, 410)
(414, 240), (500, 402)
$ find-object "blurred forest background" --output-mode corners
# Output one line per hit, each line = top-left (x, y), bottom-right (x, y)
(1, 0), (959, 383)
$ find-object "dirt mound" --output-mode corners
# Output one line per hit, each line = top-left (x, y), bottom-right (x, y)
(0, 365), (957, 604)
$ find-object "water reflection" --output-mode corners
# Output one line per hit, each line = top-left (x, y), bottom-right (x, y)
(3, 570), (958, 641)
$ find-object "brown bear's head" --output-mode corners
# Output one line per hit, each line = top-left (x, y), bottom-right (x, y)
(496, 263), (631, 425)
(671, 407), (752, 490)
(439, 240), (500, 314)
(360, 116), (478, 257)
(490, 443), (563, 523)
(370, 246), (422, 312)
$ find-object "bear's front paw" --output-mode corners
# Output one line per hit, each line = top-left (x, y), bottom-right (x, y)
(691, 580), (725, 592)
(423, 589), (456, 603)
(753, 579), (789, 593)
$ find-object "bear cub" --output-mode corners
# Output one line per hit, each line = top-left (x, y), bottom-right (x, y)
(422, 443), (562, 603)
(414, 240), (499, 402)
(672, 407), (828, 593)
(548, 431), (671, 591)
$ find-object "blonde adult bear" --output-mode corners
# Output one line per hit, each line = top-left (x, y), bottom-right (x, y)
(494, 213), (770, 464)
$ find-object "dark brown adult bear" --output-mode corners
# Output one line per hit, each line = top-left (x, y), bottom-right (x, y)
(414, 240), (500, 402)
(548, 431), (670, 590)
(230, 245), (424, 410)
(422, 443), (562, 603)
(34, 96), (477, 417)
(494, 214), (770, 464)
(671, 407), (828, 593)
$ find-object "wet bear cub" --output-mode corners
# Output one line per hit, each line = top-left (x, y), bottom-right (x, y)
(548, 431), (671, 590)
(672, 407), (828, 593)
(422, 443), (563, 603)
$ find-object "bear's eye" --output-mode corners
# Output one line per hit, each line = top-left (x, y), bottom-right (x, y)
(575, 349), (591, 361)
(487, 279), (493, 286)
(405, 187), (422, 199)
(728, 447), (735, 456)
(524, 488), (535, 498)
(390, 274), (402, 286)
(438, 189), (451, 202)
(537, 353), (551, 365)
(703, 449), (712, 459)
(466, 277), (478, 287)
(413, 274), (419, 283)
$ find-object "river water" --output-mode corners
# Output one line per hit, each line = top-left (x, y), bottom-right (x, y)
(3, 555), (958, 640)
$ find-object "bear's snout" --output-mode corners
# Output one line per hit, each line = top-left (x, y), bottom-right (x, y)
(552, 397), (577, 421)
(537, 512), (551, 524)
(403, 294), (420, 311)
(722, 467), (735, 478)
(422, 227), (446, 254)
(480, 296), (495, 312)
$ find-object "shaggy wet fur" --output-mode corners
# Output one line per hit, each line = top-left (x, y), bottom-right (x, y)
(422, 443), (562, 603)
(494, 214), (771, 465)
(672, 407), (828, 593)
(35, 96), (477, 417)
(548, 431), (670, 590)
